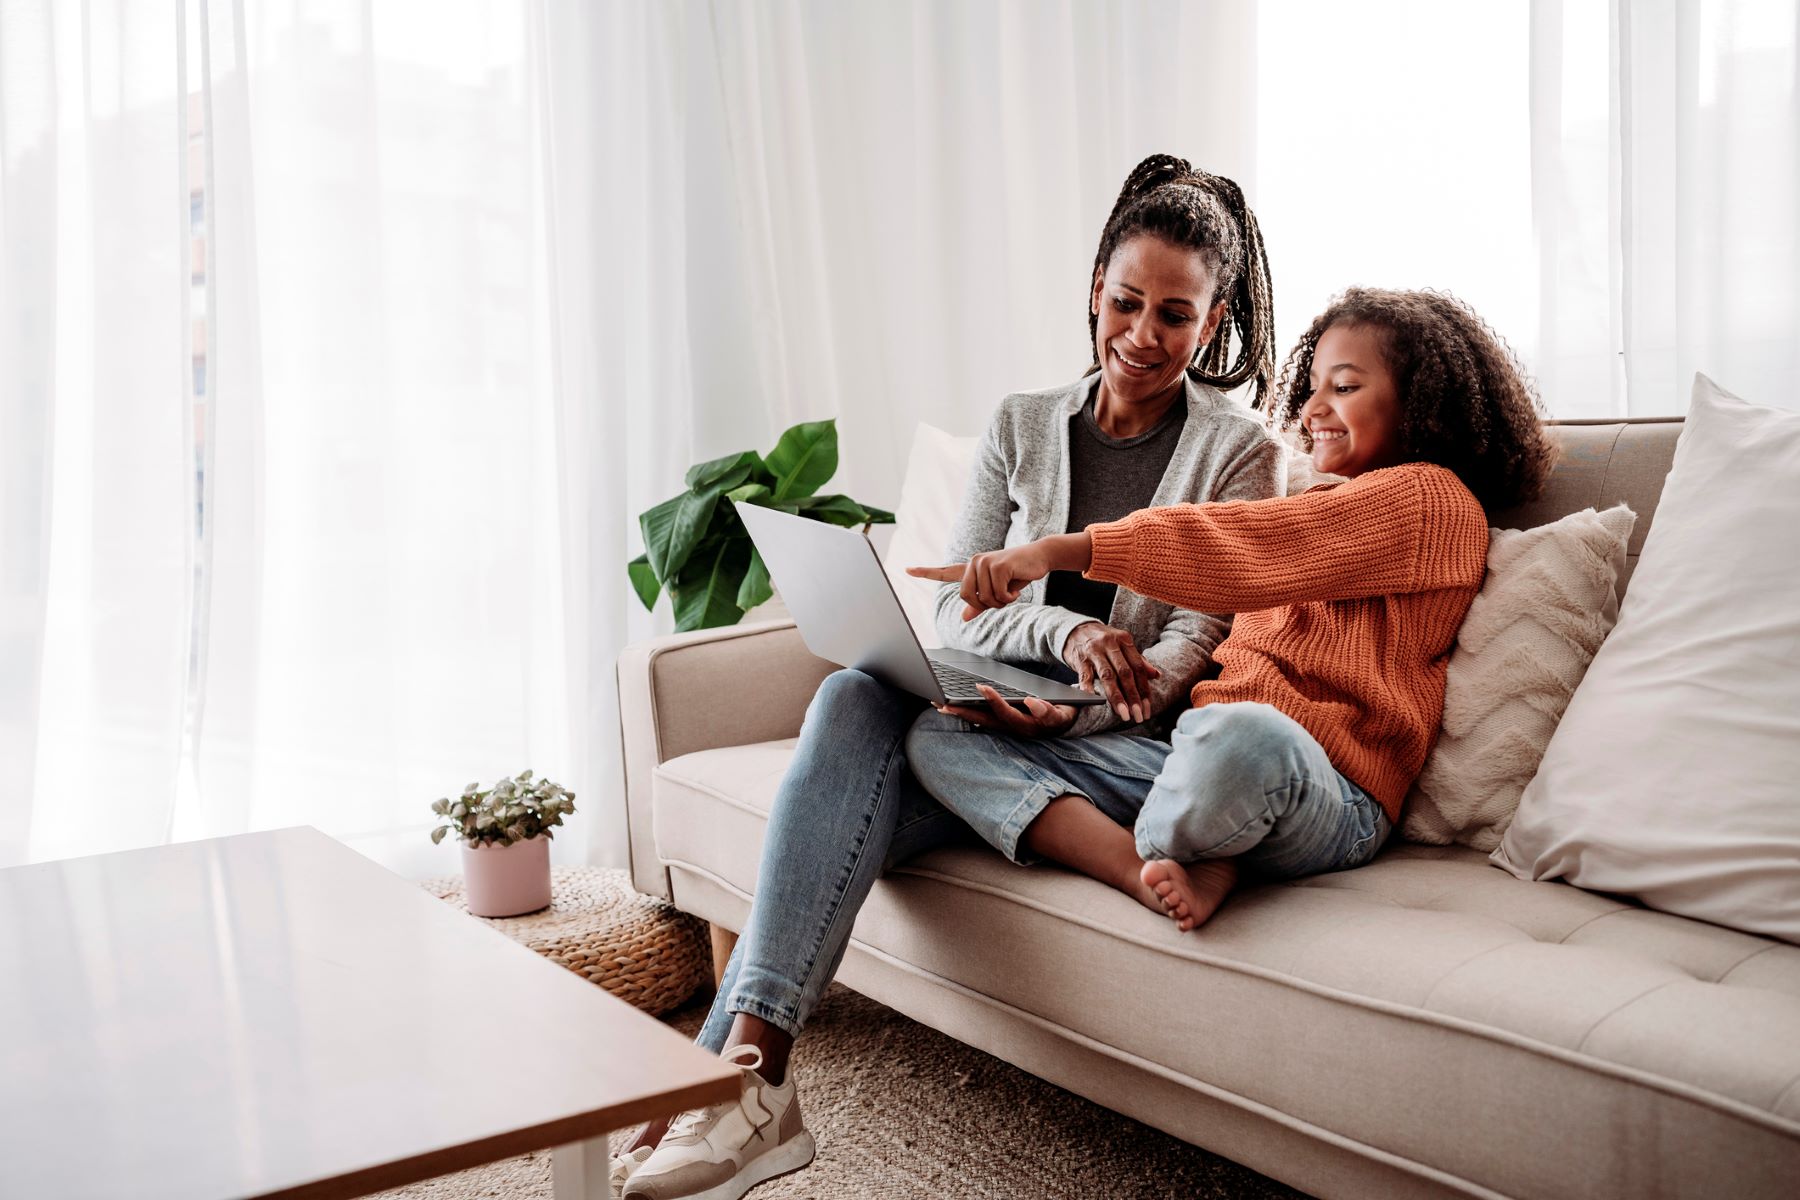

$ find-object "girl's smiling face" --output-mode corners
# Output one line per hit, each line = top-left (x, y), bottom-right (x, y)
(1091, 234), (1225, 412)
(1300, 322), (1406, 478)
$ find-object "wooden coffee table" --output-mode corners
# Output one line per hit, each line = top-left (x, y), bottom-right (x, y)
(0, 826), (738, 1199)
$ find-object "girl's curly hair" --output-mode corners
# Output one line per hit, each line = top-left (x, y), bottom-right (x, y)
(1087, 154), (1279, 408)
(1274, 288), (1557, 512)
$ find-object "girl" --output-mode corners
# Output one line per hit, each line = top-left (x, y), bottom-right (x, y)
(907, 288), (1556, 931)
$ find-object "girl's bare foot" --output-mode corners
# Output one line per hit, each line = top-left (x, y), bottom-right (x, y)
(1139, 858), (1239, 931)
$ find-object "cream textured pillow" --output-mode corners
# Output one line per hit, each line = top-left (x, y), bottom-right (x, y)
(1403, 505), (1636, 850)
(1492, 375), (1800, 943)
(881, 423), (978, 645)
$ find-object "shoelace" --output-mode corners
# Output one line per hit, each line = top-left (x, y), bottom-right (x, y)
(664, 1044), (766, 1143)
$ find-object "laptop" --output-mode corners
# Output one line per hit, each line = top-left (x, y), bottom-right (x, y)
(736, 502), (1104, 709)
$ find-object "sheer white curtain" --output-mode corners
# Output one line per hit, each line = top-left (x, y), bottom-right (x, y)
(641, 0), (1260, 505)
(1252, 0), (1797, 418)
(179, 1), (586, 878)
(0, 2), (191, 867)
(1531, 0), (1798, 415)
(1612, 0), (1797, 413)
(4, 1), (1794, 875)
(0, 0), (610, 877)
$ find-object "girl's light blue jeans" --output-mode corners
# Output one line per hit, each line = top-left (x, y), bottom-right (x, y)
(699, 670), (1390, 1050)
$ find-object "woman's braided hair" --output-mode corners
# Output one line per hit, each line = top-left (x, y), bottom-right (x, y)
(1087, 154), (1278, 408)
(1275, 287), (1558, 512)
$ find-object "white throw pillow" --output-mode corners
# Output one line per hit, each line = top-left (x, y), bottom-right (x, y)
(1492, 375), (1800, 943)
(1403, 505), (1636, 850)
(881, 423), (979, 645)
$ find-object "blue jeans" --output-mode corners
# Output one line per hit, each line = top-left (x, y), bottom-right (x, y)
(698, 669), (972, 1049)
(904, 700), (1391, 878)
(700, 676), (1389, 1049)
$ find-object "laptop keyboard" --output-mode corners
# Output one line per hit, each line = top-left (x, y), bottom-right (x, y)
(929, 662), (1033, 701)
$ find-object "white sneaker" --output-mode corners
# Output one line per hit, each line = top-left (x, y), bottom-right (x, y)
(622, 1044), (815, 1200)
(610, 1144), (653, 1199)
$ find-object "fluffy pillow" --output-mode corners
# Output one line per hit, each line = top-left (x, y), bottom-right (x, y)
(881, 423), (978, 645)
(1403, 505), (1636, 850)
(1492, 375), (1800, 943)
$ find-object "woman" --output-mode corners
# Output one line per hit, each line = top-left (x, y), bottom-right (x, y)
(909, 288), (1556, 934)
(617, 155), (1285, 1200)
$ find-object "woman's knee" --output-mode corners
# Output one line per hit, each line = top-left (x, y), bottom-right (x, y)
(802, 669), (909, 738)
(810, 667), (886, 714)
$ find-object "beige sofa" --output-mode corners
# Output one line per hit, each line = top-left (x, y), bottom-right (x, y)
(617, 418), (1800, 1200)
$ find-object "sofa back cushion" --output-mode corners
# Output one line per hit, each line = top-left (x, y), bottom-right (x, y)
(1492, 418), (1683, 593)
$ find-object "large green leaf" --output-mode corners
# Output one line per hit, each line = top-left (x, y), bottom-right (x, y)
(793, 494), (894, 526)
(640, 487), (720, 582)
(727, 485), (800, 519)
(685, 449), (770, 493)
(767, 420), (839, 501)
(627, 553), (660, 611)
(736, 547), (773, 610)
(671, 536), (751, 631)
(726, 482), (773, 505)
(795, 493), (875, 528)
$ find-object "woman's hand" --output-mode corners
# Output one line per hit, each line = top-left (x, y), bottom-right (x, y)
(938, 686), (1078, 739)
(908, 532), (1093, 620)
(1062, 622), (1159, 723)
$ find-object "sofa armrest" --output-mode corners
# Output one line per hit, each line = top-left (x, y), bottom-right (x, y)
(616, 619), (835, 898)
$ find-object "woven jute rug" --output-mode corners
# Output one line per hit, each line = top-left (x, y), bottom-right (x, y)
(419, 867), (710, 1017)
(374, 983), (1305, 1200)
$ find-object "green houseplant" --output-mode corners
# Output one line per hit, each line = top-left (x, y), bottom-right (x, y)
(627, 419), (895, 632)
(430, 770), (576, 917)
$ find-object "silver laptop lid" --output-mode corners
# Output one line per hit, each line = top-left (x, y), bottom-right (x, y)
(734, 502), (945, 702)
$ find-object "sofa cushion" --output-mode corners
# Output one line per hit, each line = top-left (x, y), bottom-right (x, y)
(1494, 376), (1800, 943)
(1402, 504), (1636, 850)
(655, 738), (1800, 1198)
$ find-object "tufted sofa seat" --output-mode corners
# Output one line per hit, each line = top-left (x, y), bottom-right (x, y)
(618, 419), (1800, 1199)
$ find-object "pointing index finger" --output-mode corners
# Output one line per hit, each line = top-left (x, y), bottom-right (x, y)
(906, 565), (965, 582)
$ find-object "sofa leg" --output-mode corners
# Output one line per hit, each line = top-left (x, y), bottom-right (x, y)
(708, 924), (738, 990)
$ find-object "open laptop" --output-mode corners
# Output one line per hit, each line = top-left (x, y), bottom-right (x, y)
(736, 503), (1104, 709)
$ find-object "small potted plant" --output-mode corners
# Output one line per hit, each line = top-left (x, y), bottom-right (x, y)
(429, 770), (576, 917)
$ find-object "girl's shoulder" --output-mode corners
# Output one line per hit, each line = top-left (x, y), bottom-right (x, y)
(1349, 462), (1486, 525)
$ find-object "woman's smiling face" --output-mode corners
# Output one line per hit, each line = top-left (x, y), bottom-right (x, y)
(1300, 322), (1406, 478)
(1091, 234), (1224, 411)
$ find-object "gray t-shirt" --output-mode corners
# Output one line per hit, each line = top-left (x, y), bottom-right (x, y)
(1044, 396), (1188, 625)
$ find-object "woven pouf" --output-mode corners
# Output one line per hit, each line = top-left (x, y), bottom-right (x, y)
(421, 865), (710, 1017)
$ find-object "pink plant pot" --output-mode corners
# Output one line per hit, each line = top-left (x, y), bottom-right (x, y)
(461, 834), (553, 917)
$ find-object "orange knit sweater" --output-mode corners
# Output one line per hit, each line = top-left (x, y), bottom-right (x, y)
(1084, 463), (1488, 821)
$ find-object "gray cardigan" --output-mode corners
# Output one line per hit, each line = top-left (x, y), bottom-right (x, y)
(935, 373), (1283, 738)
